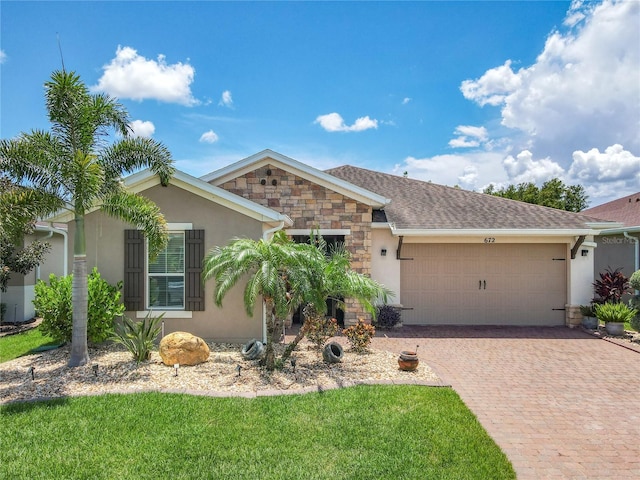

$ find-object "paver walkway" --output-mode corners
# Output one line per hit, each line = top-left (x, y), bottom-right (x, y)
(370, 326), (640, 479)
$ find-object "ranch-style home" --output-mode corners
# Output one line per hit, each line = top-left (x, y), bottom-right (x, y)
(46, 150), (615, 342)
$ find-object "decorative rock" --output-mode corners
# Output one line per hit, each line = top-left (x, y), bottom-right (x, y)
(159, 332), (210, 366)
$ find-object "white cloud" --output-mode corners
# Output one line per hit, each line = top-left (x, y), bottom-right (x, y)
(503, 150), (565, 184)
(460, 60), (522, 107)
(402, 97), (411, 105)
(219, 90), (233, 108)
(568, 144), (640, 183)
(0, 50), (6, 64)
(92, 46), (197, 106)
(392, 151), (506, 189)
(199, 130), (219, 144)
(128, 120), (155, 138)
(315, 112), (378, 132)
(449, 125), (488, 148)
(460, 0), (640, 158)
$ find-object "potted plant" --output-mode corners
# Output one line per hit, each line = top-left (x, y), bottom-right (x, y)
(579, 304), (598, 329)
(594, 302), (638, 336)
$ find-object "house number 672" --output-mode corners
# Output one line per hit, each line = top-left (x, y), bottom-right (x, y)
(484, 238), (495, 243)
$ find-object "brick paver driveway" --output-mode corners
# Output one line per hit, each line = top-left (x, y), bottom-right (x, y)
(372, 326), (640, 479)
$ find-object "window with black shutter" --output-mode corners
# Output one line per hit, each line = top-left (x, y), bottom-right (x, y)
(124, 229), (204, 312)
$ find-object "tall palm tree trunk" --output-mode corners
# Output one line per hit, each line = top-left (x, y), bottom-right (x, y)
(68, 215), (89, 367)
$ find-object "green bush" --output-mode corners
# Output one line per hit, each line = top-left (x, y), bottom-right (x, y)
(0, 302), (6, 323)
(629, 297), (640, 332)
(34, 268), (125, 343)
(111, 313), (163, 363)
(342, 319), (376, 353)
(630, 269), (640, 292)
(594, 302), (638, 324)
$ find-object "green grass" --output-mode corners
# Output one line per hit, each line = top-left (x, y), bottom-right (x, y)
(0, 327), (59, 363)
(0, 386), (515, 479)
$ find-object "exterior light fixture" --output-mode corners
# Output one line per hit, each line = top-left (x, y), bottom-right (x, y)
(236, 364), (242, 377)
(291, 357), (297, 373)
(92, 364), (99, 377)
(581, 249), (588, 257)
(28, 366), (35, 380)
(381, 248), (387, 256)
(174, 363), (179, 377)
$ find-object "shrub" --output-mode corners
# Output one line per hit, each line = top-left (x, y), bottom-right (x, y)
(34, 268), (125, 343)
(342, 319), (376, 353)
(0, 302), (6, 323)
(111, 313), (163, 363)
(305, 314), (339, 349)
(594, 302), (638, 324)
(630, 269), (640, 292)
(374, 304), (401, 329)
(593, 267), (630, 304)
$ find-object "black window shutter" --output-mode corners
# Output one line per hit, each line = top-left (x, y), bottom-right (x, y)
(185, 229), (205, 311)
(124, 230), (145, 311)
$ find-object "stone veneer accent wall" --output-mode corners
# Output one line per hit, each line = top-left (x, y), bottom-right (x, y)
(217, 162), (372, 325)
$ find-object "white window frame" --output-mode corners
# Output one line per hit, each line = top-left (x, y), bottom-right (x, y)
(139, 223), (193, 318)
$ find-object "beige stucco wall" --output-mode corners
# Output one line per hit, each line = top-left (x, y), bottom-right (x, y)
(217, 161), (373, 324)
(65, 183), (265, 342)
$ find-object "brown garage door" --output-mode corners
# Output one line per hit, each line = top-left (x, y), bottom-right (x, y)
(400, 243), (567, 326)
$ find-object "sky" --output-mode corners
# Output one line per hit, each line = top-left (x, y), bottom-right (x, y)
(1, 0), (639, 208)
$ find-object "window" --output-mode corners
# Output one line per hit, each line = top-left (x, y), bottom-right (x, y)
(148, 232), (185, 309)
(124, 228), (204, 314)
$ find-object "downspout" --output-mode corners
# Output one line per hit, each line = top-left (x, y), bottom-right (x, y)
(36, 224), (69, 277)
(36, 229), (55, 281)
(623, 231), (639, 294)
(261, 221), (286, 343)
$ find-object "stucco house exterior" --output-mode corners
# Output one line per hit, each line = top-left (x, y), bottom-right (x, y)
(582, 192), (640, 286)
(51, 150), (615, 341)
(1, 223), (67, 324)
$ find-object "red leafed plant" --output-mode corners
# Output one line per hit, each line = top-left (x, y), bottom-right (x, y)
(593, 267), (630, 304)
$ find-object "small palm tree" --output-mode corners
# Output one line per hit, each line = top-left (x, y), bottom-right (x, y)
(281, 236), (391, 362)
(0, 70), (174, 366)
(203, 231), (301, 370)
(203, 231), (390, 370)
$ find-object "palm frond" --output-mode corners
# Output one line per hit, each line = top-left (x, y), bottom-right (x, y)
(101, 137), (175, 187)
(100, 190), (168, 259)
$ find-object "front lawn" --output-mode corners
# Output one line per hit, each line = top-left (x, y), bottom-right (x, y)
(0, 386), (515, 479)
(0, 327), (58, 363)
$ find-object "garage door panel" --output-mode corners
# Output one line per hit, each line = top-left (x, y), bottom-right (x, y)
(400, 243), (567, 326)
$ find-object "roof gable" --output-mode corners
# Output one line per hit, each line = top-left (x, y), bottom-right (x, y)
(201, 149), (389, 208)
(49, 169), (291, 226)
(327, 165), (613, 233)
(582, 191), (640, 227)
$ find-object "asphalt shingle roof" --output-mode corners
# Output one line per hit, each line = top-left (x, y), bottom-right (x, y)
(582, 192), (640, 227)
(326, 165), (606, 230)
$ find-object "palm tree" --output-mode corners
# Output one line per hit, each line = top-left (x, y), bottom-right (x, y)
(202, 231), (390, 370)
(280, 236), (391, 363)
(0, 70), (174, 366)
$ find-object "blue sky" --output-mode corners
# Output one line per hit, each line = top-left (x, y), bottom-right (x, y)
(1, 1), (638, 207)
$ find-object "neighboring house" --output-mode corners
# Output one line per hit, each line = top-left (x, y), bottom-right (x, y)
(1, 223), (67, 323)
(52, 150), (615, 341)
(582, 192), (640, 285)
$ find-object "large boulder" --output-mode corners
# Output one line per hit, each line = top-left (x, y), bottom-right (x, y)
(159, 332), (210, 366)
